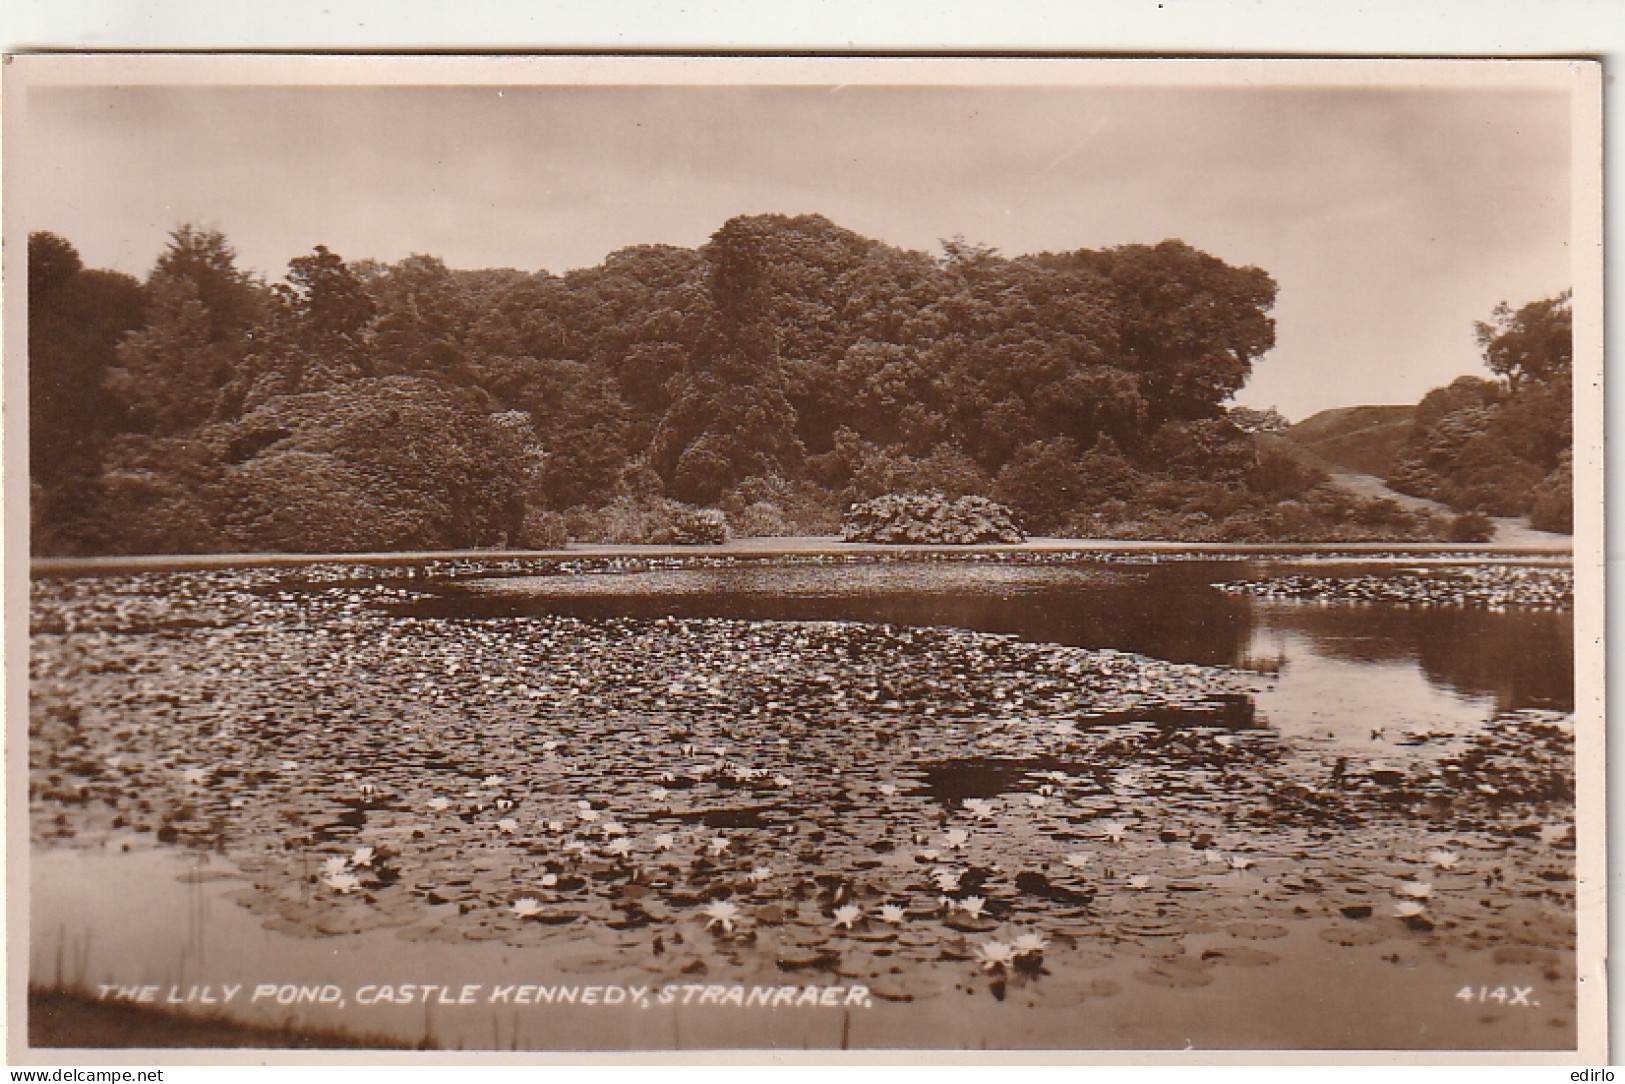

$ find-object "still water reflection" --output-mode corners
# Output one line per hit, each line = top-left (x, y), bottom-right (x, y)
(399, 559), (1571, 744)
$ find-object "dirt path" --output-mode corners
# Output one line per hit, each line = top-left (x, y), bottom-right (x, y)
(1326, 470), (1568, 549)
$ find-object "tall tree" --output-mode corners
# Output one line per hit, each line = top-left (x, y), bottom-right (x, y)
(1476, 290), (1571, 391)
(28, 232), (147, 482)
(105, 226), (264, 433)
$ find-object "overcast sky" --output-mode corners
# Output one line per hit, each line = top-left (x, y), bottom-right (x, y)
(18, 74), (1576, 421)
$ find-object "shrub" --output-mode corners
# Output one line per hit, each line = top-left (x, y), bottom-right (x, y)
(842, 492), (1025, 545)
(1528, 455), (1573, 534)
(732, 500), (793, 537)
(649, 505), (730, 545)
(519, 509), (570, 549)
(560, 497), (730, 545)
(1445, 512), (1496, 543)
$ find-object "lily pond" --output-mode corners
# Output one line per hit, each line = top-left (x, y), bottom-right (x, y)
(28, 551), (1578, 1051)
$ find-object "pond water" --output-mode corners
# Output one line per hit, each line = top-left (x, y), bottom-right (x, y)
(433, 558), (1573, 745)
(28, 554), (1578, 1052)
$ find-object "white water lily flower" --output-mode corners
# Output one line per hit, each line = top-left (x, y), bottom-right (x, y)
(482, 775), (505, 787)
(879, 904), (907, 925)
(1393, 901), (1427, 918)
(1425, 849), (1461, 869)
(702, 900), (741, 934)
(602, 820), (627, 837)
(497, 819), (519, 834)
(1203, 849), (1226, 865)
(1025, 794), (1048, 809)
(279, 760), (298, 771)
(325, 872), (362, 894)
(1064, 852), (1093, 871)
(350, 846), (374, 867)
(1228, 855), (1254, 870)
(182, 767), (208, 785)
(933, 869), (962, 892)
(879, 783), (898, 797)
(650, 787), (670, 802)
(545, 820), (565, 833)
(832, 904), (863, 930)
(708, 836), (731, 857)
(511, 897), (543, 919)
(1099, 821), (1127, 843)
(963, 798), (995, 819)
(427, 797), (451, 812)
(654, 833), (676, 852)
(321, 856), (349, 878)
(539, 873), (558, 888)
(1128, 874), (1151, 890)
(943, 829), (970, 850)
(1012, 932), (1049, 956)
(918, 849), (941, 862)
(578, 809), (600, 823)
(1395, 881), (1433, 899)
(773, 775), (793, 787)
(976, 940), (1016, 971)
(605, 838), (633, 858)
(748, 866), (773, 884)
(958, 896), (988, 919)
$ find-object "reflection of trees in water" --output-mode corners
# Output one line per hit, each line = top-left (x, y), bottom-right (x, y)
(1256, 603), (1572, 713)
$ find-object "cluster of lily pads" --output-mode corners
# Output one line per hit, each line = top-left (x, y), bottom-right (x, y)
(28, 556), (1577, 1006)
(1210, 564), (1572, 610)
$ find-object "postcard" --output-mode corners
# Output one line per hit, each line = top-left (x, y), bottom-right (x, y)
(4, 54), (1604, 1064)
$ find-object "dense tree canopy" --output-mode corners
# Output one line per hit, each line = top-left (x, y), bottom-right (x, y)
(31, 212), (1381, 554)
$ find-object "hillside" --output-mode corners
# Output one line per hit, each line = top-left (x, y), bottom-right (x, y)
(1285, 405), (1415, 477)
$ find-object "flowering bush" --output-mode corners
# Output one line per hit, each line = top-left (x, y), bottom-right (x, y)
(648, 505), (730, 545)
(842, 493), (1025, 545)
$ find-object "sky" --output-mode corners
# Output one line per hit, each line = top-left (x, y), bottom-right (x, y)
(17, 72), (1577, 421)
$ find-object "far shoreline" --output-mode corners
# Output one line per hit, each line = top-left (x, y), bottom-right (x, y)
(29, 533), (1574, 576)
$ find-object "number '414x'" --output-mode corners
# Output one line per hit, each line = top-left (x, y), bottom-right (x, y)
(1456, 986), (1538, 1007)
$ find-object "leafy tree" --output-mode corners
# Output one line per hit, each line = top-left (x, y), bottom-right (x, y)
(992, 437), (1089, 534)
(106, 226), (264, 433)
(246, 245), (378, 398)
(1089, 240), (1277, 425)
(28, 233), (147, 483)
(362, 254), (476, 383)
(1476, 290), (1571, 391)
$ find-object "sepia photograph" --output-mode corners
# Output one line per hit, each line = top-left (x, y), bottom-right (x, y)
(4, 55), (1605, 1062)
